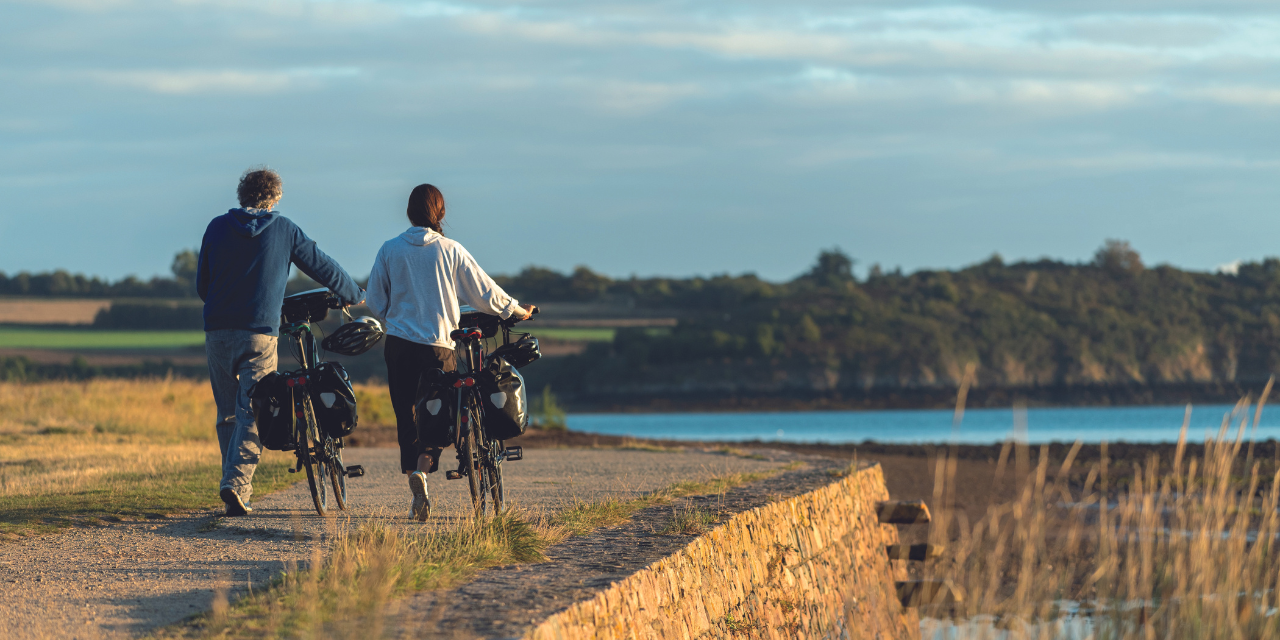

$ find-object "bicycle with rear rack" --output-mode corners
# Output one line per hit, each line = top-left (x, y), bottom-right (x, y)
(424, 305), (539, 516)
(276, 288), (367, 516)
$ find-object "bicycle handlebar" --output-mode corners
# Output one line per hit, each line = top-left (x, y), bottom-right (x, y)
(501, 305), (539, 328)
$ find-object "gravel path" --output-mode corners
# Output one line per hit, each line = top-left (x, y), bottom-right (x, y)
(0, 447), (783, 640)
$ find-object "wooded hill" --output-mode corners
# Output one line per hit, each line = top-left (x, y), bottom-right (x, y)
(497, 242), (1280, 406)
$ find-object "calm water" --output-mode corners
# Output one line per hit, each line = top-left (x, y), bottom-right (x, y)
(566, 404), (1280, 444)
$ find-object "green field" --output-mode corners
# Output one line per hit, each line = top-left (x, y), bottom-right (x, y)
(530, 327), (617, 342)
(0, 327), (206, 350)
(529, 327), (670, 342)
(0, 326), (660, 350)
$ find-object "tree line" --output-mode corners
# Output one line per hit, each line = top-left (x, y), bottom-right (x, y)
(501, 241), (1280, 393)
(0, 250), (200, 298)
(9, 242), (1280, 392)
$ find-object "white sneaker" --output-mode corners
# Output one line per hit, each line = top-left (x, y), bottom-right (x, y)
(409, 472), (430, 521)
(220, 486), (252, 516)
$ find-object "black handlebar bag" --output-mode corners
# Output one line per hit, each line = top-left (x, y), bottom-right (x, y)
(480, 356), (528, 440)
(414, 379), (457, 448)
(309, 362), (358, 439)
(248, 371), (297, 451)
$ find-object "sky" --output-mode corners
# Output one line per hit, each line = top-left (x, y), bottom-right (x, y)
(3, 0), (1280, 282)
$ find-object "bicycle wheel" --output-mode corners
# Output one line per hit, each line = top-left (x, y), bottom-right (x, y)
(328, 444), (347, 510)
(464, 408), (487, 517)
(485, 446), (504, 515)
(301, 408), (329, 516)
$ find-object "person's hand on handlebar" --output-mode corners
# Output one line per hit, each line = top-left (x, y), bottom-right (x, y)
(511, 303), (538, 321)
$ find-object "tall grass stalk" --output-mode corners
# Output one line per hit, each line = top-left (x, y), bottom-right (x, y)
(923, 396), (1280, 639)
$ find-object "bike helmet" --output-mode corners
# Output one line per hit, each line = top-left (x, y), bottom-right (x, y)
(322, 316), (386, 356)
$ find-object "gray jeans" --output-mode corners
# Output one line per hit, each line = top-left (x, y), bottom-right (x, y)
(206, 329), (278, 501)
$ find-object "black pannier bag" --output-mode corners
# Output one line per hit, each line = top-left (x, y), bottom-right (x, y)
(249, 371), (297, 451)
(309, 361), (358, 439)
(490, 335), (541, 369)
(414, 374), (456, 448)
(480, 356), (528, 440)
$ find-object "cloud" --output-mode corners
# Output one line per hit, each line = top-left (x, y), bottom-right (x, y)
(6, 0), (1280, 281)
(80, 67), (360, 95)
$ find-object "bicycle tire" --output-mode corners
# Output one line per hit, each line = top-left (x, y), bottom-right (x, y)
(485, 447), (504, 515)
(302, 403), (329, 516)
(329, 445), (347, 510)
(464, 407), (486, 516)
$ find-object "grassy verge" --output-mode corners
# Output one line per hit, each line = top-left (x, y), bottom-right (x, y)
(158, 464), (804, 639)
(552, 463), (801, 536)
(658, 506), (717, 536)
(0, 433), (296, 538)
(0, 379), (297, 538)
(0, 327), (207, 349)
(153, 513), (567, 639)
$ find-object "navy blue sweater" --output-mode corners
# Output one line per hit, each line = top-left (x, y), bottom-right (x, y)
(197, 208), (364, 335)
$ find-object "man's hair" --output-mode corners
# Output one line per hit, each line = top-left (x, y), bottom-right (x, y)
(237, 168), (283, 209)
(407, 184), (446, 233)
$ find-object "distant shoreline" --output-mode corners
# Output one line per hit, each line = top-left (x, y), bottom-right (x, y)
(556, 379), (1277, 413)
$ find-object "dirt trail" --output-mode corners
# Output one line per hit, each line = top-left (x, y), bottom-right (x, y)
(0, 447), (783, 640)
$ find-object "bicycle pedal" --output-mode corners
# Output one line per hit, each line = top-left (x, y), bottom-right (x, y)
(502, 446), (523, 461)
(288, 468), (298, 473)
(445, 470), (463, 480)
(345, 465), (365, 478)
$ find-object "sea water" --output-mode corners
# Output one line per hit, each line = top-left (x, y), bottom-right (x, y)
(566, 403), (1280, 444)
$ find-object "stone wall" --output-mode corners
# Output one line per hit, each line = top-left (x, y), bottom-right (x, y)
(525, 463), (918, 640)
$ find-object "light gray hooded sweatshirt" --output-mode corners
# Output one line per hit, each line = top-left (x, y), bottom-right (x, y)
(365, 227), (521, 348)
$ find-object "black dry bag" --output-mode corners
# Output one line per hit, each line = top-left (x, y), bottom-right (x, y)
(414, 374), (456, 448)
(309, 361), (358, 439)
(480, 356), (528, 440)
(249, 371), (297, 451)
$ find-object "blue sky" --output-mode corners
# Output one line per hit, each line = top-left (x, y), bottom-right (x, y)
(3, 0), (1280, 282)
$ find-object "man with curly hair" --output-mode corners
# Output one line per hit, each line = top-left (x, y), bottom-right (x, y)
(197, 167), (364, 516)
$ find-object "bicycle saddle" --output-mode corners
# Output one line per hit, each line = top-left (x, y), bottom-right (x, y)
(458, 304), (502, 338)
(282, 288), (339, 324)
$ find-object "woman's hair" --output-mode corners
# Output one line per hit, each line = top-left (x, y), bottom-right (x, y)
(237, 168), (283, 209)
(407, 184), (446, 233)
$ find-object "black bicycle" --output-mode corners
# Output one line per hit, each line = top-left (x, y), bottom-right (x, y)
(430, 306), (538, 516)
(279, 288), (365, 516)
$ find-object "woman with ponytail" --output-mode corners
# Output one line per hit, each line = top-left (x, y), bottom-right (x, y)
(365, 184), (534, 521)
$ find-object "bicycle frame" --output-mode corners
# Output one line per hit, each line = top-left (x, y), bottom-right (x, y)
(281, 320), (323, 453)
(280, 318), (353, 515)
(446, 318), (528, 515)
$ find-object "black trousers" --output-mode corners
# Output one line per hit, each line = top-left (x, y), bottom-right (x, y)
(383, 334), (456, 473)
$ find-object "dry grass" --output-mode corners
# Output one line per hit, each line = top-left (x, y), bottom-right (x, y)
(0, 298), (110, 324)
(658, 505), (718, 536)
(352, 383), (395, 427)
(616, 437), (682, 453)
(153, 511), (568, 639)
(553, 464), (799, 536)
(0, 377), (216, 439)
(921, 392), (1280, 639)
(0, 378), (293, 537)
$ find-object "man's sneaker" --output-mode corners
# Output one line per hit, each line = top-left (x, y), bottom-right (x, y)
(220, 486), (253, 517)
(409, 471), (430, 521)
